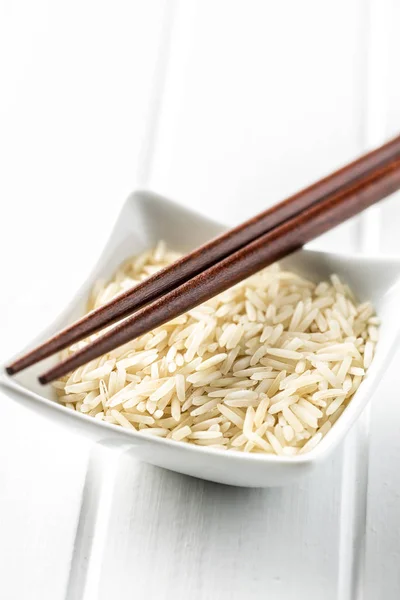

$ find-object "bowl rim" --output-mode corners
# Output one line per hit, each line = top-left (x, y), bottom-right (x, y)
(1, 189), (400, 467)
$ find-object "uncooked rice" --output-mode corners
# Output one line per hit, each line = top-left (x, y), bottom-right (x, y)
(54, 241), (378, 456)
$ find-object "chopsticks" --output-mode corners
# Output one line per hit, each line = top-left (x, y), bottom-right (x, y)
(36, 154), (400, 383)
(6, 134), (400, 383)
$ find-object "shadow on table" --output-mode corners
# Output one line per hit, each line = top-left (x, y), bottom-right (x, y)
(92, 446), (345, 600)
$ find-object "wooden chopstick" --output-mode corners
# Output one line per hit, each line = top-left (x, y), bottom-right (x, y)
(6, 134), (400, 377)
(38, 153), (400, 384)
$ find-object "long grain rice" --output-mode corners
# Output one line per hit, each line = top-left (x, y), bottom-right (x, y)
(54, 243), (377, 456)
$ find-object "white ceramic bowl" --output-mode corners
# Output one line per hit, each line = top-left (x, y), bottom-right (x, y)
(1, 191), (400, 487)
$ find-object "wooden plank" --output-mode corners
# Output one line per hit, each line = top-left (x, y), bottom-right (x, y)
(149, 0), (368, 226)
(363, 1), (400, 595)
(0, 387), (91, 600)
(88, 2), (373, 600)
(96, 450), (345, 600)
(0, 1), (169, 599)
(364, 356), (400, 600)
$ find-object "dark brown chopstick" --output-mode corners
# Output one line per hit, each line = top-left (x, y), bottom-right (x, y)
(6, 134), (400, 377)
(38, 153), (400, 383)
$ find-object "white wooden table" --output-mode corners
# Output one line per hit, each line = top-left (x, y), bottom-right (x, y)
(1, 1), (400, 598)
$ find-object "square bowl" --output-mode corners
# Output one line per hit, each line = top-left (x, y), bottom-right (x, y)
(1, 190), (400, 487)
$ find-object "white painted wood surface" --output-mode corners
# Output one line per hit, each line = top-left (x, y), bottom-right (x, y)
(1, 1), (400, 599)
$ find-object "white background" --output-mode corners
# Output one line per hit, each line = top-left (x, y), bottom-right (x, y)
(1, 1), (400, 598)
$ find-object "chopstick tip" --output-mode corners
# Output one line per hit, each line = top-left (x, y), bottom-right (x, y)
(5, 364), (16, 376)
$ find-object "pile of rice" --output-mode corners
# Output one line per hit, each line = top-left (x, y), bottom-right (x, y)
(54, 241), (378, 456)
